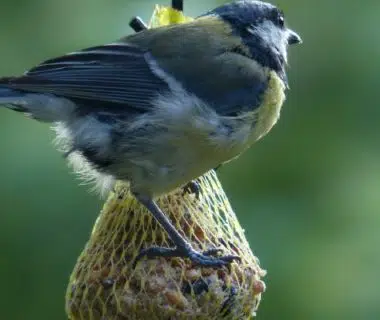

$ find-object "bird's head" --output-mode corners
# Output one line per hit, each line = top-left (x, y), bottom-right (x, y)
(207, 0), (301, 83)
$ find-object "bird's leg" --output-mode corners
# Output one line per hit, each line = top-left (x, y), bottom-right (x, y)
(214, 164), (222, 171)
(133, 193), (240, 268)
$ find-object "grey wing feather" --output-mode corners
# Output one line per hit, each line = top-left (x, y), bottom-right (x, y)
(1, 43), (169, 111)
(154, 52), (268, 117)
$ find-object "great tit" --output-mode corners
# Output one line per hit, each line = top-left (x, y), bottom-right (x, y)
(0, 0), (301, 268)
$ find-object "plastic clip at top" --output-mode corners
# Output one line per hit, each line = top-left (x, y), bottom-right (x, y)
(129, 1), (184, 32)
(172, 0), (183, 11)
(129, 16), (148, 32)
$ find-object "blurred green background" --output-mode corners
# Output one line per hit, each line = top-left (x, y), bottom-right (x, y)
(0, 0), (379, 319)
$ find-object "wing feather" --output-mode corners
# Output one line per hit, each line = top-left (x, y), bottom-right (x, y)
(1, 43), (169, 110)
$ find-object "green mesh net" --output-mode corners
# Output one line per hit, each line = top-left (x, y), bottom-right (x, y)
(65, 5), (266, 320)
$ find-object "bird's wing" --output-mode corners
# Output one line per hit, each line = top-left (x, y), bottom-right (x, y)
(1, 43), (169, 112)
(3, 18), (270, 116)
(126, 19), (269, 117)
(154, 52), (269, 116)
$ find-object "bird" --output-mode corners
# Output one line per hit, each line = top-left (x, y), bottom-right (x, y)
(0, 0), (301, 268)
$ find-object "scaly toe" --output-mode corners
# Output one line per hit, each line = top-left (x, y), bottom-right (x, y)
(203, 248), (224, 257)
(134, 245), (241, 269)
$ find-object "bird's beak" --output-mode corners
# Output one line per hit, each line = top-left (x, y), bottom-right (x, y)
(287, 29), (302, 45)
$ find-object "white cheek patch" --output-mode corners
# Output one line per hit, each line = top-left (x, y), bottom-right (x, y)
(251, 20), (288, 63)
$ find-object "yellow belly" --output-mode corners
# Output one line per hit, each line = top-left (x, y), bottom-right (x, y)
(202, 70), (286, 164)
(251, 70), (286, 141)
(130, 71), (286, 197)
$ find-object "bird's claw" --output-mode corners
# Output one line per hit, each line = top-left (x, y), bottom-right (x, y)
(133, 245), (240, 268)
(203, 248), (224, 256)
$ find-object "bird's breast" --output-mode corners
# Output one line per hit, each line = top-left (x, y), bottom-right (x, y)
(249, 70), (286, 142)
(204, 70), (286, 162)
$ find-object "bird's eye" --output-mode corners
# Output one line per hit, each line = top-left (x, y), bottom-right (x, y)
(277, 15), (285, 27)
(272, 9), (285, 28)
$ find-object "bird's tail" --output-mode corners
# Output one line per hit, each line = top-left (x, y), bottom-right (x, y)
(0, 82), (75, 122)
(0, 86), (28, 112)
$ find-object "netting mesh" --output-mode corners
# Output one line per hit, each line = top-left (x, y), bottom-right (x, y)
(65, 6), (266, 320)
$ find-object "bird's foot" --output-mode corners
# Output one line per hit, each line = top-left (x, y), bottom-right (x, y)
(134, 246), (241, 268)
(133, 245), (240, 268)
(182, 180), (201, 199)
